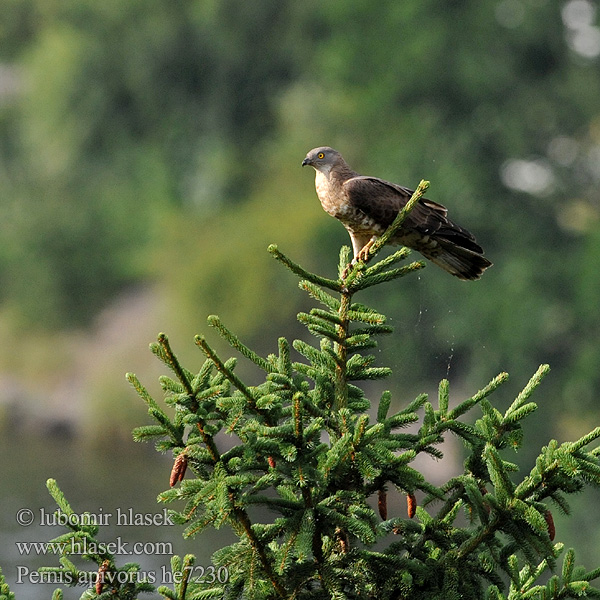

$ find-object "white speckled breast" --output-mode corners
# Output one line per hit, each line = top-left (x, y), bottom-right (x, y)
(314, 170), (342, 217)
(315, 170), (386, 236)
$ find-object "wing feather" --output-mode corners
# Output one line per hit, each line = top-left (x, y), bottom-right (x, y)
(342, 176), (483, 253)
(343, 176), (445, 230)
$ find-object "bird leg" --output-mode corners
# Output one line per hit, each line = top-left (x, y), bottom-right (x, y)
(342, 237), (377, 279)
(356, 238), (376, 263)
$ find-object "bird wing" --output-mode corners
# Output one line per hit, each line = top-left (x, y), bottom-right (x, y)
(343, 176), (483, 253)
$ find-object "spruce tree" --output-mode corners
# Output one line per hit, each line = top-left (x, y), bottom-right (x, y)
(9, 181), (600, 599)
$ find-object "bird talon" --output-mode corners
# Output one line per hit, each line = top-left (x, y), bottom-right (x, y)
(357, 240), (375, 263)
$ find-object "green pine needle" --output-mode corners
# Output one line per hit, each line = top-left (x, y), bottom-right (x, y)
(208, 315), (277, 374)
(268, 244), (340, 291)
(114, 217), (600, 598)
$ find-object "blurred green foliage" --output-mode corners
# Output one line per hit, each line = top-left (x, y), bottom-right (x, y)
(1, 0), (600, 447)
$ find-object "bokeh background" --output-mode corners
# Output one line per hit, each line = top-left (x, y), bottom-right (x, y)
(2, 0), (600, 596)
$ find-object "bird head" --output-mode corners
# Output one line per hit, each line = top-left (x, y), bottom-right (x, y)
(301, 146), (343, 175)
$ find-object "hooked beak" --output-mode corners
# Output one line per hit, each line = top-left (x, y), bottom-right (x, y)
(301, 157), (311, 167)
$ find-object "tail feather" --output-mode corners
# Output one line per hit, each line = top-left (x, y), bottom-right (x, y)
(420, 240), (492, 281)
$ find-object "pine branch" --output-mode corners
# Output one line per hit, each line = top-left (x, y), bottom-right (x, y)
(299, 280), (340, 310)
(268, 244), (341, 291)
(155, 333), (195, 395)
(448, 372), (509, 420)
(348, 260), (426, 291)
(0, 566), (16, 600)
(195, 335), (255, 406)
(333, 289), (351, 412)
(232, 506), (289, 598)
(363, 246), (413, 276)
(207, 315), (276, 374)
(117, 180), (600, 600)
(125, 372), (161, 411)
(38, 481), (154, 599)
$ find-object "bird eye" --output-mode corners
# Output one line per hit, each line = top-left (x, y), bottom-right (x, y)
(317, 152), (325, 159)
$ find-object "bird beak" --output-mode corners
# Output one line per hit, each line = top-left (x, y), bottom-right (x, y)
(301, 157), (311, 167)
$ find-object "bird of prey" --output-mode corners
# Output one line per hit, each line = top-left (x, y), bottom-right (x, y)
(302, 146), (492, 280)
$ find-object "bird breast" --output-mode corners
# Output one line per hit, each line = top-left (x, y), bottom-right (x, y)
(314, 170), (385, 235)
(314, 170), (342, 217)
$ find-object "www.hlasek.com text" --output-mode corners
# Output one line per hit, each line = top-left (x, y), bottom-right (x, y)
(16, 537), (173, 557)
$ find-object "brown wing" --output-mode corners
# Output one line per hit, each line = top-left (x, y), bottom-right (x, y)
(342, 176), (483, 253)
